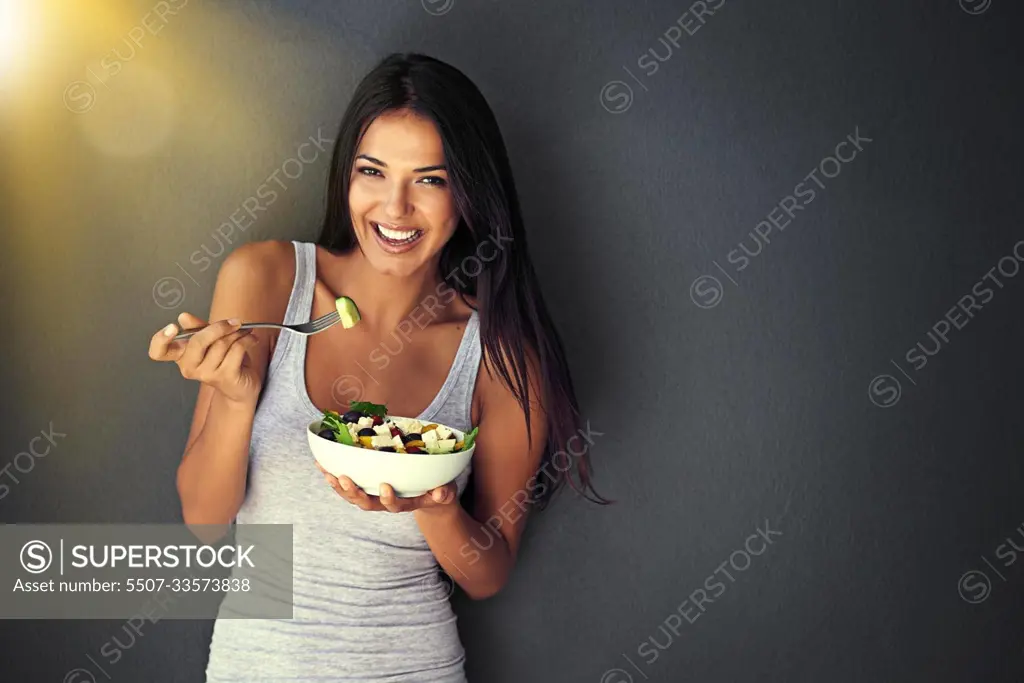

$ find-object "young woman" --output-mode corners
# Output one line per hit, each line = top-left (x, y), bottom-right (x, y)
(148, 52), (607, 682)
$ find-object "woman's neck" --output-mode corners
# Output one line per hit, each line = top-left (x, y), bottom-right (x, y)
(334, 247), (448, 334)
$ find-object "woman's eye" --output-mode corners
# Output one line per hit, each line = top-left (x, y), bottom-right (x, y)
(355, 167), (445, 187)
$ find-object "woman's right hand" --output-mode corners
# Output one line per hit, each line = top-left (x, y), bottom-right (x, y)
(148, 312), (263, 406)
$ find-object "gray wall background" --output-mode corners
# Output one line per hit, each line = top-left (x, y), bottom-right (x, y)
(2, 0), (1023, 681)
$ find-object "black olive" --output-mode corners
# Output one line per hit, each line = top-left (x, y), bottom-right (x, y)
(342, 410), (364, 423)
(402, 433), (421, 444)
(378, 446), (396, 452)
(317, 429), (336, 441)
(357, 428), (376, 437)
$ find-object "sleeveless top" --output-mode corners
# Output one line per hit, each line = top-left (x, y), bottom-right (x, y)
(204, 240), (480, 682)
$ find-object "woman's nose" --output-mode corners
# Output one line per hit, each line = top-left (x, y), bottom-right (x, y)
(383, 186), (411, 219)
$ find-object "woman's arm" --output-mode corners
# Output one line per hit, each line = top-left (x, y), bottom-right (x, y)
(414, 346), (549, 600)
(174, 241), (290, 525)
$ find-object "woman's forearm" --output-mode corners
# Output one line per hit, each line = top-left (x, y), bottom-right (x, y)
(176, 393), (256, 526)
(414, 503), (513, 600)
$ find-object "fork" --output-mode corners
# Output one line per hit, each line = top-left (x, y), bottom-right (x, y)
(172, 310), (341, 341)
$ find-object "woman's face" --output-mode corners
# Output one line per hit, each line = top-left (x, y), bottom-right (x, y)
(348, 109), (458, 277)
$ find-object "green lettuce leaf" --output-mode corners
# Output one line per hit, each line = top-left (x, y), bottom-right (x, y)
(461, 426), (479, 451)
(321, 410), (354, 445)
(348, 401), (388, 418)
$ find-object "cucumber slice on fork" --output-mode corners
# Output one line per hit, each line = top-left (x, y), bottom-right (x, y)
(335, 297), (361, 329)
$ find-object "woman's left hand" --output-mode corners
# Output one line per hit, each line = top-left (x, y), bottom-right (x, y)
(316, 461), (458, 513)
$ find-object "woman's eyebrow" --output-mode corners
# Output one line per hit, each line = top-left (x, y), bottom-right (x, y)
(356, 154), (446, 173)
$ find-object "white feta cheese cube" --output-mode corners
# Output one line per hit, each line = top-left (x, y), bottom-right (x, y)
(435, 425), (452, 441)
(371, 434), (393, 448)
(373, 424), (391, 437)
(357, 416), (375, 430)
(436, 438), (456, 453)
(423, 429), (439, 445)
(394, 418), (421, 435)
(391, 435), (405, 450)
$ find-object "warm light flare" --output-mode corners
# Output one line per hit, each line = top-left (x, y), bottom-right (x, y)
(0, 0), (32, 80)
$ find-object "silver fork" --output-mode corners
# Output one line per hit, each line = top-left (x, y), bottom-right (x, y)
(172, 310), (341, 341)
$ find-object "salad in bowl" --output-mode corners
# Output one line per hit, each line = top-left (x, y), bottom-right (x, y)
(307, 401), (478, 497)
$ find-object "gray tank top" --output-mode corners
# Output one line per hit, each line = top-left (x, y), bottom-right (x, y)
(204, 240), (479, 682)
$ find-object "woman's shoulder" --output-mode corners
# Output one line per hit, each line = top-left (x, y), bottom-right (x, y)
(217, 240), (298, 319)
(223, 239), (296, 271)
(460, 292), (479, 314)
(220, 240), (299, 288)
(445, 293), (478, 332)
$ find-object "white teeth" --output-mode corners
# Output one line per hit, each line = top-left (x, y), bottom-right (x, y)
(374, 222), (420, 242)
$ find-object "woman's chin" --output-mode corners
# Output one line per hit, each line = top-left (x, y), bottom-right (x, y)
(362, 248), (425, 276)
(358, 236), (437, 272)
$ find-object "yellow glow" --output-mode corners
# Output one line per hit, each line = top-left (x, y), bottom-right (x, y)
(2, 2), (354, 452)
(0, 0), (30, 79)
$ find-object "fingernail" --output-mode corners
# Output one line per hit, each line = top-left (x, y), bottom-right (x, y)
(227, 318), (241, 326)
(163, 324), (176, 337)
(340, 480), (350, 491)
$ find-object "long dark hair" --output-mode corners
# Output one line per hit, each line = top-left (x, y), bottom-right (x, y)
(316, 52), (610, 508)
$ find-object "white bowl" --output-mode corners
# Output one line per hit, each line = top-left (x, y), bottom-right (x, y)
(306, 417), (475, 498)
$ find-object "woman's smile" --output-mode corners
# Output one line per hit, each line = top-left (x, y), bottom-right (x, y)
(370, 220), (426, 253)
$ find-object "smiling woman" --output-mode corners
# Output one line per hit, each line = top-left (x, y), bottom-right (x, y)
(149, 51), (608, 683)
